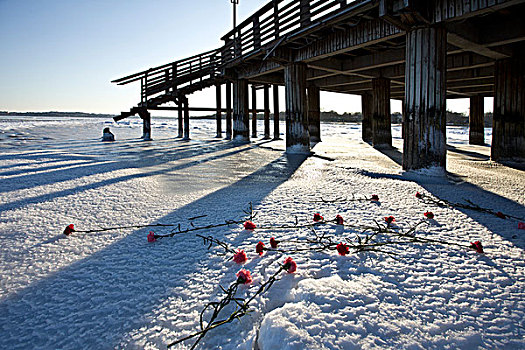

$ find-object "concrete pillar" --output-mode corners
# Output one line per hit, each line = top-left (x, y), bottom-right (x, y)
(361, 92), (373, 143)
(233, 79), (250, 142)
(469, 96), (485, 145)
(371, 77), (392, 148)
(403, 25), (447, 171)
(226, 81), (232, 140)
(284, 63), (310, 153)
(308, 85), (321, 142)
(216, 84), (222, 138)
(273, 84), (280, 140)
(263, 84), (271, 139)
(251, 84), (257, 138)
(492, 58), (525, 160)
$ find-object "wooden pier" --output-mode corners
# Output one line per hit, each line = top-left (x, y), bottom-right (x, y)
(112, 0), (525, 170)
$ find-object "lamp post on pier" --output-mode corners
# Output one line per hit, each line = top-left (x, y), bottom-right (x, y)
(231, 0), (239, 29)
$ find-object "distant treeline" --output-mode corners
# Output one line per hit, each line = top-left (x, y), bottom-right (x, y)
(1, 110), (493, 126)
(0, 111), (115, 119)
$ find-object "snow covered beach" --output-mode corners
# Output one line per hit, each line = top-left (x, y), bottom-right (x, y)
(0, 116), (524, 349)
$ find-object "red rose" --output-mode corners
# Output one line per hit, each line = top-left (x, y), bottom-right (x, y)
(371, 194), (379, 201)
(335, 215), (344, 225)
(270, 237), (279, 248)
(336, 242), (350, 256)
(236, 269), (253, 284)
(496, 212), (506, 219)
(244, 221), (256, 230)
(233, 250), (247, 264)
(415, 192), (422, 199)
(283, 257), (297, 273)
(424, 211), (434, 219)
(313, 213), (324, 222)
(63, 224), (75, 236)
(518, 222), (525, 230)
(470, 241), (484, 254)
(256, 241), (265, 255)
(384, 216), (395, 224)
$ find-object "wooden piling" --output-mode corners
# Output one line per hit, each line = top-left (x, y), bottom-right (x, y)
(469, 96), (485, 145)
(177, 102), (183, 138)
(284, 63), (310, 153)
(183, 97), (190, 140)
(372, 77), (392, 148)
(361, 92), (373, 143)
(308, 85), (321, 142)
(273, 84), (280, 140)
(216, 84), (222, 138)
(263, 84), (271, 139)
(403, 25), (447, 171)
(139, 109), (152, 141)
(492, 58), (525, 160)
(251, 84), (257, 138)
(226, 81), (232, 140)
(233, 79), (250, 142)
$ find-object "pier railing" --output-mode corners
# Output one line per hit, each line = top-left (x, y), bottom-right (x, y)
(220, 0), (363, 62)
(111, 48), (221, 105)
(112, 0), (369, 107)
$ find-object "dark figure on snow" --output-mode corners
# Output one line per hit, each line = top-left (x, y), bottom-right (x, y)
(102, 127), (115, 141)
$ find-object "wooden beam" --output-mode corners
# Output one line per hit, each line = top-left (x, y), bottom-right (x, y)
(362, 92), (373, 142)
(469, 96), (485, 145)
(263, 84), (271, 139)
(216, 84), (222, 138)
(273, 84), (280, 140)
(226, 81), (232, 140)
(251, 84), (257, 138)
(307, 85), (321, 142)
(233, 79), (250, 142)
(371, 77), (392, 148)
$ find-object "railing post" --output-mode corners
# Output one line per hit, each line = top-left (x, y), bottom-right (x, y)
(300, 0), (311, 27)
(253, 17), (261, 50)
(273, 0), (280, 39)
(338, 0), (347, 8)
(165, 69), (170, 94)
(144, 71), (149, 107)
(235, 29), (242, 58)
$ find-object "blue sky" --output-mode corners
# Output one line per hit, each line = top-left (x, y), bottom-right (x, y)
(0, 0), (486, 115)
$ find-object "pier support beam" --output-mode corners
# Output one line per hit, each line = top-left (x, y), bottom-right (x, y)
(469, 96), (485, 145)
(284, 63), (310, 153)
(139, 109), (152, 141)
(177, 102), (183, 138)
(233, 79), (250, 142)
(492, 58), (525, 160)
(263, 84), (271, 139)
(183, 97), (190, 140)
(403, 25), (447, 171)
(251, 84), (257, 138)
(273, 84), (280, 140)
(216, 84), (222, 138)
(361, 92), (373, 143)
(308, 85), (321, 143)
(371, 77), (392, 148)
(226, 81), (232, 140)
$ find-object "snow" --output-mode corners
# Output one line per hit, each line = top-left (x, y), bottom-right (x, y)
(0, 116), (524, 349)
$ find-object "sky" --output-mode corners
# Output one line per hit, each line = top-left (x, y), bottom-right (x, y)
(0, 0), (491, 116)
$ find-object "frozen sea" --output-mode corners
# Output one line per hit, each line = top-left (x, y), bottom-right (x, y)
(0, 115), (523, 349)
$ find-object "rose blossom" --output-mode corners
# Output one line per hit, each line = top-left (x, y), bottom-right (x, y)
(244, 221), (256, 230)
(384, 216), (395, 224)
(313, 213), (324, 222)
(270, 237), (279, 249)
(236, 269), (253, 284)
(256, 241), (265, 255)
(283, 257), (297, 273)
(147, 231), (157, 243)
(336, 242), (350, 256)
(233, 250), (247, 264)
(415, 192), (423, 199)
(371, 194), (379, 201)
(424, 211), (434, 219)
(335, 215), (344, 225)
(470, 241), (484, 254)
(63, 224), (75, 236)
(496, 212), (506, 219)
